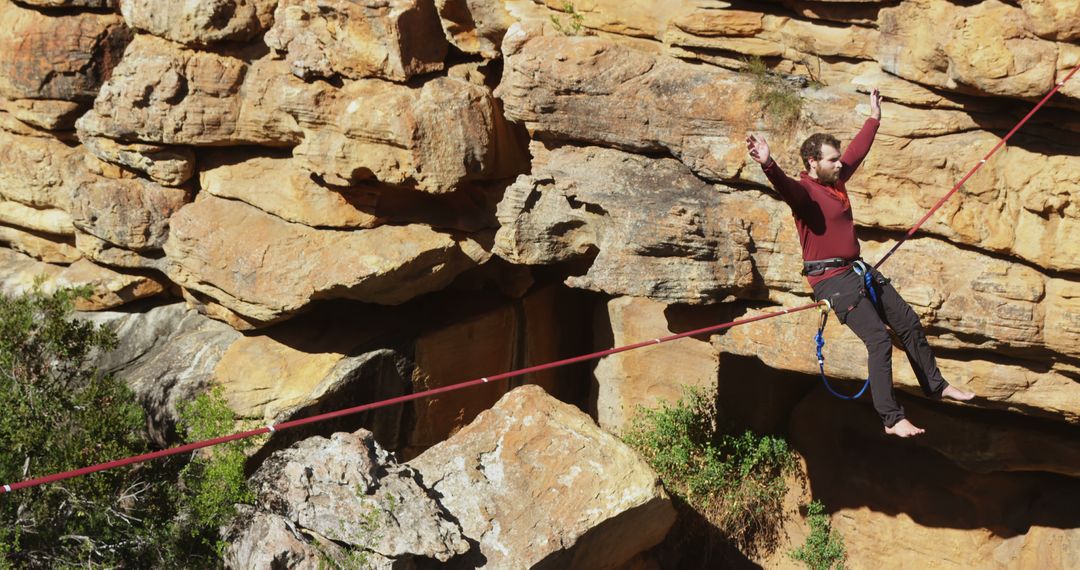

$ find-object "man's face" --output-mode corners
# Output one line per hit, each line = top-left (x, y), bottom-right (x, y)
(810, 144), (842, 185)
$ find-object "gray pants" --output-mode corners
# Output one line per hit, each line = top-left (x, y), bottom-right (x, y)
(812, 266), (949, 427)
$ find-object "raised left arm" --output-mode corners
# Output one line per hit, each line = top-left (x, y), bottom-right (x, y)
(840, 89), (881, 183)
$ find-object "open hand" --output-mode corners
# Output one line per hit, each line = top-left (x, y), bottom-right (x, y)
(869, 88), (882, 120)
(746, 134), (771, 165)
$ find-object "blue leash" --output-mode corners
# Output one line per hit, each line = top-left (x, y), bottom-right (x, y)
(814, 262), (877, 400)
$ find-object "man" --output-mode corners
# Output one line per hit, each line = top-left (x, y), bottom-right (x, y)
(745, 88), (974, 438)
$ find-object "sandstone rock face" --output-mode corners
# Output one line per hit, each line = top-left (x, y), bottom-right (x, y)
(0, 2), (130, 103)
(79, 135), (196, 187)
(592, 296), (719, 432)
(403, 303), (518, 457)
(1020, 0), (1080, 41)
(788, 387), (1080, 569)
(436, 0), (514, 58)
(495, 145), (754, 302)
(266, 0), (447, 82)
(296, 76), (528, 192)
(77, 36), (319, 146)
(0, 1), (1077, 566)
(499, 25), (758, 182)
(0, 248), (165, 310)
(120, 0), (277, 46)
(200, 151), (382, 229)
(410, 385), (677, 569)
(164, 195), (484, 324)
(878, 0), (1061, 98)
(70, 177), (190, 253)
(226, 429), (471, 568)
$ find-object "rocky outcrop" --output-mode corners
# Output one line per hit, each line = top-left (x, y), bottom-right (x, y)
(410, 385), (677, 568)
(436, 0), (514, 59)
(225, 430), (471, 568)
(265, 0), (447, 82)
(295, 75), (529, 192)
(163, 195), (488, 325)
(498, 25), (757, 182)
(591, 296), (719, 432)
(2, 1), (1079, 566)
(495, 144), (754, 303)
(788, 386), (1080, 568)
(119, 0), (277, 47)
(0, 1), (130, 111)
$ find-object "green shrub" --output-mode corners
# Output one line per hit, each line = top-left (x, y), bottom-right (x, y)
(0, 286), (176, 567)
(0, 287), (253, 568)
(550, 1), (585, 36)
(171, 386), (257, 560)
(746, 56), (804, 131)
(790, 500), (847, 570)
(622, 387), (797, 554)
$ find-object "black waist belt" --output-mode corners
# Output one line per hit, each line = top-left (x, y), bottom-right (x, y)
(802, 257), (855, 276)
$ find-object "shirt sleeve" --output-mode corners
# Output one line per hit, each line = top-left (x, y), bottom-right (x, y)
(762, 158), (812, 213)
(839, 117), (879, 183)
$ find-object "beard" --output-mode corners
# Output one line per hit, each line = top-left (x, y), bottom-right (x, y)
(818, 170), (840, 185)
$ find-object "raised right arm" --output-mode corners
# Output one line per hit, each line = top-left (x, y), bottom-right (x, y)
(747, 134), (811, 211)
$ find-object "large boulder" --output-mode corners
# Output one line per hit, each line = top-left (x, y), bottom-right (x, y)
(265, 0), (447, 82)
(295, 76), (529, 192)
(163, 195), (488, 326)
(435, 0), (515, 59)
(225, 429), (471, 568)
(410, 385), (677, 569)
(119, 0), (277, 46)
(76, 35), (322, 146)
(495, 144), (754, 303)
(498, 25), (758, 182)
(0, 1), (130, 107)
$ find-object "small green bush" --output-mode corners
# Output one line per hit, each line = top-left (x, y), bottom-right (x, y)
(550, 1), (585, 36)
(746, 56), (804, 131)
(790, 500), (847, 570)
(0, 287), (254, 568)
(0, 286), (172, 567)
(622, 387), (797, 554)
(172, 386), (257, 559)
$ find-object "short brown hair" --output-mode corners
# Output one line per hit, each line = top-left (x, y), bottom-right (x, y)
(800, 133), (841, 170)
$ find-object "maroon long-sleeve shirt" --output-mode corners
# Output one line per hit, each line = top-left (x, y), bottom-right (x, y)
(761, 117), (879, 287)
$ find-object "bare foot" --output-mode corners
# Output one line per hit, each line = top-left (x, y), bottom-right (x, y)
(941, 385), (975, 402)
(884, 419), (925, 438)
